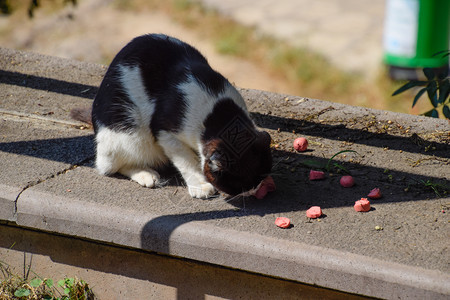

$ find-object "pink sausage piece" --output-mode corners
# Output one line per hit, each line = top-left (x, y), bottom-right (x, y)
(367, 188), (382, 199)
(354, 198), (371, 212)
(275, 217), (291, 228)
(309, 170), (325, 180)
(340, 175), (355, 187)
(306, 206), (322, 218)
(253, 176), (276, 199)
(293, 137), (308, 152)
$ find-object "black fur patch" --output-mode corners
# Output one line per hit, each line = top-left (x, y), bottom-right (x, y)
(201, 99), (272, 195)
(92, 34), (227, 135)
(202, 99), (251, 143)
(190, 63), (226, 96)
(92, 67), (137, 132)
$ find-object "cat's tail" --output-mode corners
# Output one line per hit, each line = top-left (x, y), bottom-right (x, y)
(70, 107), (92, 125)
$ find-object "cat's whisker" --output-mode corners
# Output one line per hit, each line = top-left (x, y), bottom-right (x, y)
(271, 157), (284, 169)
(155, 179), (170, 187)
(224, 194), (244, 203)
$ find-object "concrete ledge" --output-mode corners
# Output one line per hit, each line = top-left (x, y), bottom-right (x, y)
(1, 47), (449, 299)
(0, 184), (20, 221)
(1, 224), (368, 300)
(16, 189), (450, 299)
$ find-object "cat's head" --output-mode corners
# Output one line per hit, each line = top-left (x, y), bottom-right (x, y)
(203, 130), (272, 196)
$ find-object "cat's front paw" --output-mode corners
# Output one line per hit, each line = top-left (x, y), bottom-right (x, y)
(188, 182), (216, 199)
(129, 169), (160, 188)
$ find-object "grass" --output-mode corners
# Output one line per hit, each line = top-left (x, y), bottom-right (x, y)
(300, 150), (358, 174)
(0, 261), (95, 300)
(417, 179), (450, 198)
(403, 178), (450, 198)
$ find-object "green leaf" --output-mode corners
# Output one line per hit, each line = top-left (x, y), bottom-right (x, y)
(392, 80), (427, 96)
(426, 81), (438, 107)
(58, 279), (65, 287)
(423, 68), (435, 80)
(326, 150), (357, 171)
(437, 67), (449, 79)
(14, 288), (31, 297)
(443, 105), (450, 119)
(423, 108), (439, 118)
(45, 278), (54, 288)
(332, 162), (350, 174)
(65, 277), (74, 287)
(299, 159), (325, 169)
(30, 277), (43, 287)
(431, 109), (439, 118)
(438, 79), (450, 104)
(412, 87), (427, 107)
(328, 150), (357, 161)
(64, 287), (71, 294)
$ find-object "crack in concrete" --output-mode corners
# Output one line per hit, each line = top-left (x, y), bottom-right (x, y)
(1, 109), (94, 218)
(13, 155), (95, 217)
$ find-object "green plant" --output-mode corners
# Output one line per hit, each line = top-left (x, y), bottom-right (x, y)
(404, 178), (450, 198)
(325, 150), (357, 173)
(0, 261), (95, 300)
(419, 179), (450, 198)
(392, 51), (450, 119)
(301, 150), (357, 173)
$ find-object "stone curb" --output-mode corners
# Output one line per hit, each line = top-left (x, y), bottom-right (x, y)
(15, 188), (450, 299)
(0, 184), (20, 222)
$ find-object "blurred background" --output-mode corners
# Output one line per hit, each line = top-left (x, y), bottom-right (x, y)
(0, 0), (449, 117)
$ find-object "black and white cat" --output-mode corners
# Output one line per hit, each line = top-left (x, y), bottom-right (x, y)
(80, 34), (272, 198)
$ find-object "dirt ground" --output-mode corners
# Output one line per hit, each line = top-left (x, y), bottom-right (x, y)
(0, 0), (295, 95)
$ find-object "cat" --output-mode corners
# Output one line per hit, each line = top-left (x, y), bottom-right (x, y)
(73, 34), (272, 198)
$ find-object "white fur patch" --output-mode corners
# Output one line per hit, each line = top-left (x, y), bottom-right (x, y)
(95, 125), (167, 175)
(118, 64), (155, 127)
(120, 167), (160, 188)
(157, 130), (216, 198)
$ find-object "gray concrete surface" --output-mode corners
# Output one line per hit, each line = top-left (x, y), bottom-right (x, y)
(1, 48), (449, 299)
(199, 0), (386, 76)
(1, 225), (368, 300)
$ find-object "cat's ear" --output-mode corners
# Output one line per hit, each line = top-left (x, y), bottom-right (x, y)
(208, 151), (223, 173)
